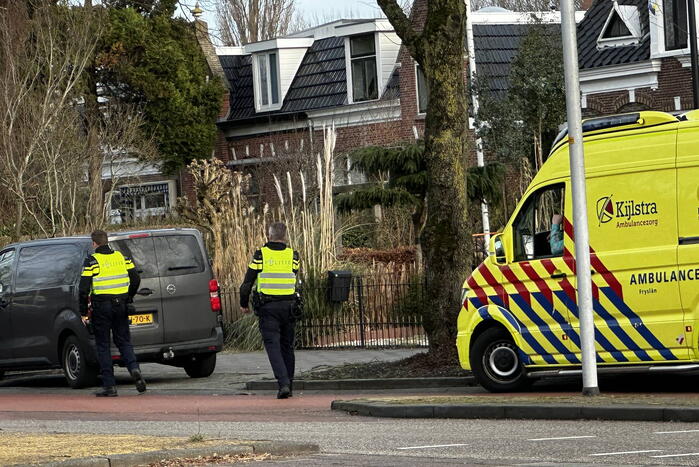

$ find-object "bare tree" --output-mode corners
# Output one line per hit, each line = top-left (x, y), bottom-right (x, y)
(0, 2), (100, 239)
(470, 0), (582, 11)
(0, 2), (159, 238)
(216, 0), (297, 45)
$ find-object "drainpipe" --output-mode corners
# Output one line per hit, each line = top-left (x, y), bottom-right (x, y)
(465, 0), (491, 253)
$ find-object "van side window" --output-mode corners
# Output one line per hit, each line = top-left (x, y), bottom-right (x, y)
(154, 236), (205, 277)
(0, 249), (15, 291)
(15, 244), (82, 291)
(112, 237), (159, 279)
(513, 184), (565, 261)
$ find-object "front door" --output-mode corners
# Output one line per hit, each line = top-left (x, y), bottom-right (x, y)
(509, 183), (578, 365)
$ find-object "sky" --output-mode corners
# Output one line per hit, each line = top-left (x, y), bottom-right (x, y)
(180, 0), (387, 45)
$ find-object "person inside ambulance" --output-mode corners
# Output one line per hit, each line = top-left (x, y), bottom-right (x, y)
(548, 213), (564, 256)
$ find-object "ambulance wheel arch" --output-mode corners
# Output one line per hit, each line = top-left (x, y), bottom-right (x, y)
(469, 324), (531, 392)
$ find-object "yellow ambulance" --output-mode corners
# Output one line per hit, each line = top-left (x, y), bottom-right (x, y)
(456, 110), (699, 392)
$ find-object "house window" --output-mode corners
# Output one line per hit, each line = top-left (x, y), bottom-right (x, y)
(350, 34), (378, 102)
(416, 64), (429, 114)
(256, 52), (280, 109)
(664, 0), (688, 51)
(112, 182), (172, 223)
(602, 12), (631, 38)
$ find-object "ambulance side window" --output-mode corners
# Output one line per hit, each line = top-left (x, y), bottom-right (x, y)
(513, 184), (565, 261)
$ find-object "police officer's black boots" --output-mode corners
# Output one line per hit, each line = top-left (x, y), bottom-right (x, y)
(277, 384), (291, 399)
(130, 369), (147, 394)
(94, 386), (118, 397)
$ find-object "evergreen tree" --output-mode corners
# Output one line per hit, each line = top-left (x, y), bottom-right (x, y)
(337, 140), (503, 267)
(96, 0), (225, 173)
(476, 22), (565, 172)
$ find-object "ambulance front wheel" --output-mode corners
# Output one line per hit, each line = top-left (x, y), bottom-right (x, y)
(470, 327), (530, 392)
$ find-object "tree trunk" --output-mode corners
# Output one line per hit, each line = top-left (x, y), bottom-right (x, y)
(14, 199), (23, 241)
(379, 0), (472, 360)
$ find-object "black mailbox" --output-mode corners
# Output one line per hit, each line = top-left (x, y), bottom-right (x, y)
(327, 270), (352, 302)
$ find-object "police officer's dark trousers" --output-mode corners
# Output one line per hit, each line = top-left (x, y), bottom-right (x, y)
(92, 297), (139, 387)
(258, 300), (295, 388)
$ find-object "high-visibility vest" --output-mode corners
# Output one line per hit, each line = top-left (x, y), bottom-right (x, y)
(91, 251), (130, 296)
(256, 247), (297, 296)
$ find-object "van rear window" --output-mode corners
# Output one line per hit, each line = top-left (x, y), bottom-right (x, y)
(154, 236), (205, 277)
(112, 237), (159, 279)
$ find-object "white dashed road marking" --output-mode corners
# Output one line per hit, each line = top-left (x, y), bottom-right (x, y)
(651, 453), (699, 458)
(589, 450), (662, 456)
(528, 436), (597, 441)
(397, 443), (470, 450)
(654, 429), (699, 434)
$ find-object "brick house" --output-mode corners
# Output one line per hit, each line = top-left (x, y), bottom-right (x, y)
(578, 0), (697, 115)
(194, 3), (584, 225)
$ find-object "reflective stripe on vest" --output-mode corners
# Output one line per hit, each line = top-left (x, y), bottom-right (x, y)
(257, 247), (296, 296)
(92, 251), (130, 295)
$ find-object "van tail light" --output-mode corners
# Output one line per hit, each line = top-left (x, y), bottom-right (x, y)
(209, 279), (221, 312)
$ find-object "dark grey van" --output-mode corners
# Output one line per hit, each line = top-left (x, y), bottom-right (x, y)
(0, 228), (224, 388)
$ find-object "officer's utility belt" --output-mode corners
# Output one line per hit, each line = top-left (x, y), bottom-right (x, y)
(252, 291), (295, 308)
(91, 294), (129, 303)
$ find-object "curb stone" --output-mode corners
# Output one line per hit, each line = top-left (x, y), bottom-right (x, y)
(246, 376), (474, 391)
(331, 400), (699, 422)
(34, 440), (319, 467)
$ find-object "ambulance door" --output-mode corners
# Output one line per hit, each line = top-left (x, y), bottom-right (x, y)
(676, 122), (699, 359)
(508, 183), (578, 365)
(580, 127), (685, 363)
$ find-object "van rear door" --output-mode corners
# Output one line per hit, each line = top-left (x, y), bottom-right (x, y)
(152, 232), (215, 343)
(110, 235), (164, 346)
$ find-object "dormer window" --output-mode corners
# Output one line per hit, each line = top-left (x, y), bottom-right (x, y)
(597, 2), (641, 48)
(350, 34), (378, 102)
(664, 0), (688, 50)
(254, 52), (280, 111)
(602, 13), (631, 38)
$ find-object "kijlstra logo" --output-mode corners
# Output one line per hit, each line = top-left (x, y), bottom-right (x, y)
(596, 195), (614, 225)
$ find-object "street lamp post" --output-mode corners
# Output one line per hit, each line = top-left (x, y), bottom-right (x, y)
(559, 0), (600, 396)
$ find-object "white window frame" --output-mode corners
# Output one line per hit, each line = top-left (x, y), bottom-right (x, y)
(415, 63), (428, 115)
(253, 52), (281, 112)
(597, 3), (642, 48)
(346, 33), (380, 104)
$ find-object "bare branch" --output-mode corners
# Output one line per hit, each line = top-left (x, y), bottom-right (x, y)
(377, 0), (424, 61)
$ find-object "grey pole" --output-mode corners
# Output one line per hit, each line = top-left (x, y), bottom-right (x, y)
(560, 0), (599, 396)
(688, 0), (699, 108)
(465, 0), (491, 252)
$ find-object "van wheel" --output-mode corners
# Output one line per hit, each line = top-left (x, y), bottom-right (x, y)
(470, 327), (530, 392)
(184, 352), (216, 378)
(62, 336), (98, 389)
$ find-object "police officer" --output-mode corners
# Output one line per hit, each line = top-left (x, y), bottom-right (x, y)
(79, 230), (146, 397)
(240, 222), (300, 399)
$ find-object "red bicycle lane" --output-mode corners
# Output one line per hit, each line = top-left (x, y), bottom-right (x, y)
(0, 392), (368, 422)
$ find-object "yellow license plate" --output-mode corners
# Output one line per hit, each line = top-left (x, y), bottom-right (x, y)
(129, 314), (154, 326)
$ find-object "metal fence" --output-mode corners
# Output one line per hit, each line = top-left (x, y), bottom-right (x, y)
(220, 275), (428, 349)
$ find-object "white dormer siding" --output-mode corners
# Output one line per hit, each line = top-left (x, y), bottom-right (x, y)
(245, 38), (314, 113)
(377, 31), (401, 97)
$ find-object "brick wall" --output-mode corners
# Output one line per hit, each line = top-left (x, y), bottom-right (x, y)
(584, 57), (694, 115)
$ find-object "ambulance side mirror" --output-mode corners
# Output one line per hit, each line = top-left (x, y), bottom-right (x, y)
(492, 234), (507, 265)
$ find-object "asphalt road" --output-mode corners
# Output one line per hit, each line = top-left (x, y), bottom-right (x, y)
(2, 350), (699, 466)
